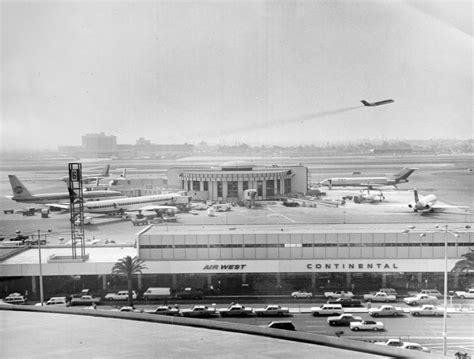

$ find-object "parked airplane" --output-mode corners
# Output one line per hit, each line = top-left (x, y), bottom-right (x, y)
(6, 175), (123, 204)
(361, 99), (394, 107)
(59, 164), (111, 184)
(318, 168), (416, 189)
(408, 189), (468, 213)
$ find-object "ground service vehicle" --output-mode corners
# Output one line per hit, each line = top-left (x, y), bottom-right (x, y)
(311, 304), (343, 316)
(363, 292), (396, 302)
(143, 287), (171, 300)
(327, 298), (362, 307)
(35, 297), (69, 306)
(105, 291), (137, 301)
(350, 320), (384, 331)
(219, 304), (255, 317)
(323, 291), (354, 299)
(410, 304), (444, 316)
(327, 314), (362, 326)
(254, 305), (290, 317)
(368, 305), (404, 317)
(291, 290), (312, 298)
(403, 294), (437, 306)
(455, 288), (474, 299)
(181, 305), (217, 318)
(70, 295), (101, 306)
(147, 305), (180, 316)
(268, 321), (296, 331)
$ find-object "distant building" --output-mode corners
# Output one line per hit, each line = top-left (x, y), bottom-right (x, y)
(82, 132), (117, 152)
(167, 161), (308, 202)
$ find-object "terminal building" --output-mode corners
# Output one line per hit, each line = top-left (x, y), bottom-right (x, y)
(1, 224), (472, 297)
(167, 161), (308, 202)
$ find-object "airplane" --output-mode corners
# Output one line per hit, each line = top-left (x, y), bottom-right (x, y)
(318, 168), (417, 189)
(52, 192), (186, 215)
(408, 189), (468, 213)
(6, 175), (124, 205)
(59, 164), (111, 184)
(361, 99), (394, 107)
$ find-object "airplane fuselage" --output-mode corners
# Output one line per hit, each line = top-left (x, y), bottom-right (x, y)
(10, 190), (123, 204)
(83, 193), (179, 214)
(409, 194), (437, 213)
(319, 176), (400, 187)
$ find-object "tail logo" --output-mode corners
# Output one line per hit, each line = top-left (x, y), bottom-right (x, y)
(14, 186), (23, 194)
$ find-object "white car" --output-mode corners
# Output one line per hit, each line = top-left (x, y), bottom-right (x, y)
(323, 291), (354, 299)
(105, 291), (137, 301)
(4, 293), (26, 304)
(455, 288), (474, 299)
(403, 294), (437, 306)
(400, 342), (430, 353)
(410, 305), (444, 316)
(374, 339), (404, 347)
(291, 290), (313, 298)
(350, 320), (384, 331)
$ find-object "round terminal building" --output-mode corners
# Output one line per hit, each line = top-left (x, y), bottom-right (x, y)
(167, 161), (308, 202)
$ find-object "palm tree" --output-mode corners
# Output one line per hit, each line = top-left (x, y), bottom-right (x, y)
(112, 256), (147, 306)
(451, 250), (474, 273)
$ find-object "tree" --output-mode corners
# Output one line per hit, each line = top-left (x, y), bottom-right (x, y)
(451, 250), (474, 273)
(112, 256), (147, 306)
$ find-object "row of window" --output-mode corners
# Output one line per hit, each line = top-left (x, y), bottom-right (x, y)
(185, 180), (289, 197)
(140, 241), (472, 249)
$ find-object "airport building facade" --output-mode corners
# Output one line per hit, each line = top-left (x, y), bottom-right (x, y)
(2, 224), (472, 298)
(167, 162), (308, 202)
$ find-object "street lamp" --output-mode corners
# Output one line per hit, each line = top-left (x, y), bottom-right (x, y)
(403, 224), (470, 356)
(36, 229), (52, 306)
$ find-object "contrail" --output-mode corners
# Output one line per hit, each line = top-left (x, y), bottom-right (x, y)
(218, 105), (362, 136)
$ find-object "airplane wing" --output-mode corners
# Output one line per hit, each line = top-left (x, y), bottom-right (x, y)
(431, 205), (469, 211)
(45, 203), (70, 211)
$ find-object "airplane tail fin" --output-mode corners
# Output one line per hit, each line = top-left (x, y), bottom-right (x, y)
(393, 168), (417, 182)
(414, 189), (419, 203)
(101, 164), (111, 177)
(119, 168), (127, 179)
(8, 175), (33, 199)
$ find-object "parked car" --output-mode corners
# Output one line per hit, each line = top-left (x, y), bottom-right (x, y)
(4, 293), (26, 304)
(254, 305), (290, 317)
(143, 287), (171, 300)
(327, 297), (362, 307)
(455, 288), (474, 299)
(400, 342), (430, 353)
(350, 320), (384, 331)
(174, 288), (204, 299)
(403, 294), (437, 306)
(323, 291), (354, 299)
(378, 288), (398, 297)
(410, 304), (444, 316)
(181, 305), (217, 318)
(327, 314), (362, 326)
(146, 305), (180, 316)
(70, 295), (101, 306)
(291, 290), (313, 299)
(118, 306), (143, 313)
(311, 304), (343, 316)
(268, 321), (296, 331)
(368, 305), (404, 317)
(363, 292), (396, 302)
(35, 297), (69, 306)
(374, 339), (404, 347)
(219, 304), (255, 317)
(105, 291), (138, 301)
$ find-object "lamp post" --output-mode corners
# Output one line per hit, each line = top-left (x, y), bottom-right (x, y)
(36, 229), (52, 306)
(403, 224), (470, 356)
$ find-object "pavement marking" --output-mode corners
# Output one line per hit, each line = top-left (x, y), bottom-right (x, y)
(266, 207), (297, 223)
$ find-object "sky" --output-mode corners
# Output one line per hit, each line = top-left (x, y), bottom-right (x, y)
(1, 0), (472, 150)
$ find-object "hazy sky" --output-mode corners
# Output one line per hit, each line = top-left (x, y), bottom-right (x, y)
(1, 0), (472, 150)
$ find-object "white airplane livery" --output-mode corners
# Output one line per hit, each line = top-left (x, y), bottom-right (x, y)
(408, 189), (468, 213)
(59, 164), (111, 184)
(6, 175), (123, 204)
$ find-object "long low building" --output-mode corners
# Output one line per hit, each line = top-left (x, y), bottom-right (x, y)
(1, 223), (472, 298)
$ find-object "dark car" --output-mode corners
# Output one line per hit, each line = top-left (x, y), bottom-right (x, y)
(327, 297), (362, 307)
(268, 321), (296, 331)
(174, 288), (204, 299)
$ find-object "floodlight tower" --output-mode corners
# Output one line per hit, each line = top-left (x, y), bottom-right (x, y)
(68, 163), (86, 259)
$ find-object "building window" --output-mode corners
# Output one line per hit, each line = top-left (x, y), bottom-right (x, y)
(266, 180), (274, 196)
(217, 182), (223, 197)
(243, 181), (249, 191)
(257, 181), (263, 196)
(192, 181), (200, 191)
(203, 181), (209, 191)
(228, 181), (238, 198)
